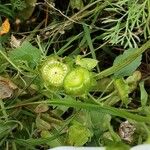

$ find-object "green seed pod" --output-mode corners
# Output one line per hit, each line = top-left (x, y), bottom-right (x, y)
(63, 67), (92, 95)
(40, 56), (70, 88)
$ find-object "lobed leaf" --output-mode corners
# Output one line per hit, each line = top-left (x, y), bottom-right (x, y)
(75, 55), (98, 70)
(8, 41), (41, 69)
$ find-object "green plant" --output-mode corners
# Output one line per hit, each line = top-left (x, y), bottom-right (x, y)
(102, 0), (150, 48)
(11, 0), (26, 11)
(39, 55), (96, 95)
(1, 0), (150, 149)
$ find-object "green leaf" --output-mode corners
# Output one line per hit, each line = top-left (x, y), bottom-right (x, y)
(89, 112), (111, 146)
(0, 4), (14, 18)
(90, 112), (109, 132)
(113, 48), (142, 77)
(11, 0), (26, 11)
(70, 0), (84, 10)
(41, 130), (62, 147)
(113, 78), (130, 106)
(67, 122), (93, 146)
(139, 81), (148, 107)
(75, 55), (98, 70)
(0, 121), (15, 140)
(35, 115), (51, 130)
(90, 112), (111, 140)
(8, 41), (41, 68)
(83, 24), (100, 72)
(106, 142), (130, 150)
(0, 55), (7, 73)
(126, 71), (142, 93)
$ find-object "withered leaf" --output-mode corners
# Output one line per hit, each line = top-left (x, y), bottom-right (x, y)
(0, 76), (17, 99)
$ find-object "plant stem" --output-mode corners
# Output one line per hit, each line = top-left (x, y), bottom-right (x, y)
(3, 99), (150, 123)
(47, 100), (150, 123)
(0, 99), (8, 120)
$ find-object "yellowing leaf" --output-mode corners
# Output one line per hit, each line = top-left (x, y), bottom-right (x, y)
(114, 78), (130, 106)
(34, 104), (49, 113)
(0, 19), (10, 35)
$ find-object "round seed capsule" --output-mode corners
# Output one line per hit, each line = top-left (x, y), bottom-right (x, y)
(40, 56), (70, 88)
(63, 67), (92, 95)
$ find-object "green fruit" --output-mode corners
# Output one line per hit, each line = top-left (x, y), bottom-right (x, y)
(40, 56), (70, 88)
(63, 67), (92, 95)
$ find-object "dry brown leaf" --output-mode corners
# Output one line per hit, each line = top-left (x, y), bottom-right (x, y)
(0, 76), (17, 99)
(119, 121), (136, 143)
(35, 104), (49, 113)
(10, 34), (22, 48)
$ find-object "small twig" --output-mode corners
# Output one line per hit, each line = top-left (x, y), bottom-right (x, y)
(44, 0), (109, 29)
(45, 0), (79, 24)
(45, 5), (49, 27)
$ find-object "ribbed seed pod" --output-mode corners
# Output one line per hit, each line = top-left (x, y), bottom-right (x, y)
(40, 56), (70, 88)
(63, 67), (92, 95)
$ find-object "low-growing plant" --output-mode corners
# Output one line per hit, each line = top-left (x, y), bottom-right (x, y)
(0, 0), (150, 150)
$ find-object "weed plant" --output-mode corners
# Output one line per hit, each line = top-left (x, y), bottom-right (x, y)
(0, 0), (150, 149)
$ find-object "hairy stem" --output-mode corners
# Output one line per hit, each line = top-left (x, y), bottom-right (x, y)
(5, 100), (150, 122)
(48, 100), (150, 123)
